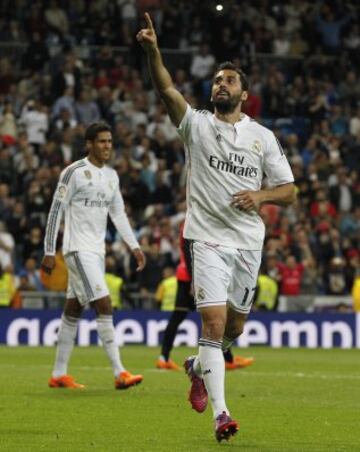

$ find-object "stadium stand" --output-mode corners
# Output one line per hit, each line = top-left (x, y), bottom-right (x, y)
(0, 0), (359, 309)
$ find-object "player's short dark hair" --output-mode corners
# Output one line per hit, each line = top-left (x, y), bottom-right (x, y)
(214, 62), (249, 91)
(85, 122), (112, 142)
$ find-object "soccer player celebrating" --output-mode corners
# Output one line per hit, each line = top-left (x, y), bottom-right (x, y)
(137, 14), (296, 442)
(41, 122), (146, 390)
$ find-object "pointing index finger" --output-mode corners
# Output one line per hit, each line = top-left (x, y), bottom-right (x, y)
(144, 12), (154, 30)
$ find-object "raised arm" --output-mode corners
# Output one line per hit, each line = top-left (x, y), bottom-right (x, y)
(136, 13), (187, 127)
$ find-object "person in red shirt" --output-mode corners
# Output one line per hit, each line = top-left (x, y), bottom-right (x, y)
(277, 255), (305, 295)
(156, 223), (254, 371)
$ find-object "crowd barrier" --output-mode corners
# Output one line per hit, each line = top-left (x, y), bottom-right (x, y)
(1, 309), (359, 349)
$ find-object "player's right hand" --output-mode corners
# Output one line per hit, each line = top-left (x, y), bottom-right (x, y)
(136, 13), (157, 50)
(132, 248), (146, 272)
(41, 255), (56, 275)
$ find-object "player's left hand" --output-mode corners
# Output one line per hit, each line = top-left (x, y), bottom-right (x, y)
(231, 190), (264, 213)
(132, 248), (146, 271)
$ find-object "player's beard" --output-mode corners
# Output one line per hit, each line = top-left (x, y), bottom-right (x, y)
(212, 92), (242, 114)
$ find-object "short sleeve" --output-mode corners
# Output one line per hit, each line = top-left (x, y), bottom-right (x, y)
(263, 132), (294, 187)
(176, 104), (194, 145)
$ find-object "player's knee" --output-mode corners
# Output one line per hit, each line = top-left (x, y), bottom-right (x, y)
(226, 323), (245, 339)
(64, 298), (83, 318)
(202, 318), (226, 341)
(92, 297), (113, 316)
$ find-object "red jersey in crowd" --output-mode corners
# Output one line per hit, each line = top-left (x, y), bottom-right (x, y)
(277, 262), (305, 295)
(176, 223), (191, 282)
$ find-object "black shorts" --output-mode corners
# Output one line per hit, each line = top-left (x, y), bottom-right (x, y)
(175, 280), (195, 312)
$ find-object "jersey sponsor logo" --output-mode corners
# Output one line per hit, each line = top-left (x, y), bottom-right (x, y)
(84, 198), (111, 208)
(84, 170), (92, 179)
(209, 155), (258, 178)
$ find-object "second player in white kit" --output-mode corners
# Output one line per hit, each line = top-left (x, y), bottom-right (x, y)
(138, 13), (296, 442)
(45, 156), (139, 304)
(42, 122), (146, 390)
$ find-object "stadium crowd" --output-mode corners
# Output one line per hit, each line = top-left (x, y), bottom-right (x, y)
(0, 0), (359, 309)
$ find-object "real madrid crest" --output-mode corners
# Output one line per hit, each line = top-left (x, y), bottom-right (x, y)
(252, 140), (262, 153)
(197, 288), (205, 301)
(84, 170), (92, 179)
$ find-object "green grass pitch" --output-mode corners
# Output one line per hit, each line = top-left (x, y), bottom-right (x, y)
(0, 346), (359, 452)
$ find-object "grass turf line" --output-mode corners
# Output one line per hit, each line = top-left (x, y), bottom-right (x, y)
(0, 346), (359, 451)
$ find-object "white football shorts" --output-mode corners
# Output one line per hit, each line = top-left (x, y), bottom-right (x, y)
(191, 241), (262, 314)
(64, 251), (109, 305)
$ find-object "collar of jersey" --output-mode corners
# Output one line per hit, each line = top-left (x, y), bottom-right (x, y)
(213, 113), (250, 131)
(84, 156), (105, 171)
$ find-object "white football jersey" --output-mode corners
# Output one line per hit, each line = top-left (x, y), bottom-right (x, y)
(177, 105), (294, 250)
(44, 157), (139, 256)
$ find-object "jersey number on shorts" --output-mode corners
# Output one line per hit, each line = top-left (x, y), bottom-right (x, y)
(241, 287), (256, 306)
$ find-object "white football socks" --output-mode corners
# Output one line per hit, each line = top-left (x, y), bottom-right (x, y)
(198, 338), (229, 418)
(193, 355), (202, 376)
(96, 315), (125, 377)
(52, 315), (79, 378)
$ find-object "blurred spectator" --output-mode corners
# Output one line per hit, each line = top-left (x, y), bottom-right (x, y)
(0, 221), (15, 272)
(105, 255), (124, 310)
(316, 6), (351, 54)
(190, 44), (216, 98)
(155, 266), (177, 311)
(352, 271), (360, 312)
(350, 106), (360, 137)
(22, 226), (44, 265)
(0, 58), (14, 95)
(329, 167), (353, 213)
(0, 102), (17, 140)
(52, 87), (76, 121)
(44, 0), (69, 39)
(40, 249), (68, 292)
(273, 29), (290, 56)
(277, 255), (306, 296)
(254, 268), (278, 311)
(22, 32), (49, 73)
(325, 257), (348, 295)
(75, 88), (101, 125)
(52, 54), (82, 99)
(0, 264), (16, 307)
(138, 240), (166, 299)
(20, 99), (49, 153)
(22, 257), (43, 291)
